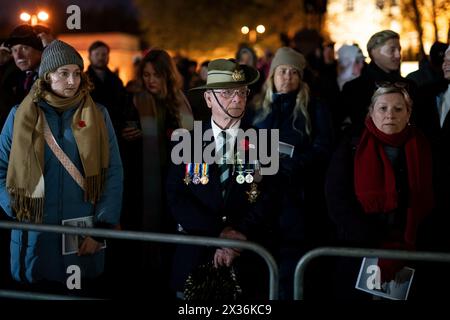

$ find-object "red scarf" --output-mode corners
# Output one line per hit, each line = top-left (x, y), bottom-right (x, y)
(354, 118), (433, 246)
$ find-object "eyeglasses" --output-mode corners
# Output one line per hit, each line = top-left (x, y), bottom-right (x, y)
(375, 81), (408, 89)
(212, 88), (250, 99)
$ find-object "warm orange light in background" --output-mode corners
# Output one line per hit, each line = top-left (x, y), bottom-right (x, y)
(256, 24), (265, 34)
(242, 25), (266, 43)
(325, 0), (449, 72)
(37, 11), (49, 21)
(19, 11), (49, 26)
(58, 33), (141, 85)
(20, 12), (31, 22)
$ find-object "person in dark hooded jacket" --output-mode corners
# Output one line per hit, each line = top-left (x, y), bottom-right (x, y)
(249, 47), (334, 299)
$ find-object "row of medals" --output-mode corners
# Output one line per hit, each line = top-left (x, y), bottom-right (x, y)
(184, 163), (258, 185)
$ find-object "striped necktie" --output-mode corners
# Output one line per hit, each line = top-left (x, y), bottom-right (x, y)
(217, 131), (232, 197)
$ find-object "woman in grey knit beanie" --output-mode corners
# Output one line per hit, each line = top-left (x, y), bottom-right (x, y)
(0, 39), (123, 295)
(254, 46), (310, 133)
(34, 40), (89, 99)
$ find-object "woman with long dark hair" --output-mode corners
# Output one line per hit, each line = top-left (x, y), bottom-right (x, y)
(119, 49), (193, 297)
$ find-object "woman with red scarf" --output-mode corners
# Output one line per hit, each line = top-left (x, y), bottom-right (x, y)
(326, 84), (434, 299)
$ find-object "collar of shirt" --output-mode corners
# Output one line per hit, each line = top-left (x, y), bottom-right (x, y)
(211, 118), (240, 156)
(29, 67), (39, 75)
(25, 70), (38, 78)
(439, 84), (450, 127)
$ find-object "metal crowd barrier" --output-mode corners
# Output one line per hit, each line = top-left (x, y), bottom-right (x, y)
(0, 220), (278, 300)
(293, 246), (450, 300)
(0, 289), (96, 300)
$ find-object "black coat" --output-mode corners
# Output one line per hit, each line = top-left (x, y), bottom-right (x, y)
(250, 93), (334, 247)
(0, 63), (35, 130)
(415, 80), (450, 212)
(87, 66), (127, 133)
(325, 135), (410, 247)
(325, 133), (445, 300)
(166, 120), (275, 292)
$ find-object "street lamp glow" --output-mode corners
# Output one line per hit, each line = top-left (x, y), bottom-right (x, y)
(20, 12), (31, 22)
(241, 26), (250, 35)
(256, 25), (265, 34)
(19, 11), (50, 26)
(37, 11), (49, 21)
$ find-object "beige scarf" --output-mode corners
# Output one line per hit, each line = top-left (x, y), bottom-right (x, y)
(6, 80), (110, 223)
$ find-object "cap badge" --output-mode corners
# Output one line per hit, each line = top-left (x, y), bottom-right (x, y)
(231, 69), (245, 82)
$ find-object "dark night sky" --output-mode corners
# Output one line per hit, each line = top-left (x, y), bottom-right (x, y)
(0, 0), (136, 25)
(0, 0), (138, 38)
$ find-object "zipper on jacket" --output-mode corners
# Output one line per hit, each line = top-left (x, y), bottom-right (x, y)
(19, 230), (28, 282)
(56, 114), (64, 222)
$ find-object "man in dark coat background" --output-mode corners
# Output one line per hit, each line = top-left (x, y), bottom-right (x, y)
(87, 40), (127, 134)
(415, 45), (450, 213)
(1, 25), (43, 129)
(341, 30), (418, 135)
(0, 24), (44, 291)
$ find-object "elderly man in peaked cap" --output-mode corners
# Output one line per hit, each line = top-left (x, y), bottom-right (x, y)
(166, 59), (276, 300)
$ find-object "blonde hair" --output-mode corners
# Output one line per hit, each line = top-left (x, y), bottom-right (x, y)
(253, 73), (311, 136)
(368, 85), (413, 115)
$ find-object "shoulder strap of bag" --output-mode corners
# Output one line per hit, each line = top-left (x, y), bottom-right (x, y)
(42, 114), (85, 191)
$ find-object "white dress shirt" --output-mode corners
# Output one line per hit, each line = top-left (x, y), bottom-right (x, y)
(438, 84), (450, 128)
(211, 119), (240, 163)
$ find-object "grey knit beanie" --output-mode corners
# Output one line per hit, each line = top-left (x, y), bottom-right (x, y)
(269, 47), (306, 78)
(39, 40), (84, 78)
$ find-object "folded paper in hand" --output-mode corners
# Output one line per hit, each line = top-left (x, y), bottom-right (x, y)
(278, 141), (295, 158)
(355, 257), (415, 300)
(62, 216), (106, 255)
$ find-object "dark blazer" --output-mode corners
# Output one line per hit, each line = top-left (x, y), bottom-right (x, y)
(86, 66), (127, 133)
(248, 95), (334, 247)
(415, 80), (450, 212)
(325, 132), (417, 248)
(166, 120), (274, 292)
(0, 64), (35, 130)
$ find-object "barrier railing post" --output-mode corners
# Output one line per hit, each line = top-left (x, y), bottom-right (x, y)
(294, 246), (450, 300)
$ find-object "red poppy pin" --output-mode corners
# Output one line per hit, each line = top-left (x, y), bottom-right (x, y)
(78, 120), (86, 128)
(240, 138), (255, 151)
(240, 138), (250, 151)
